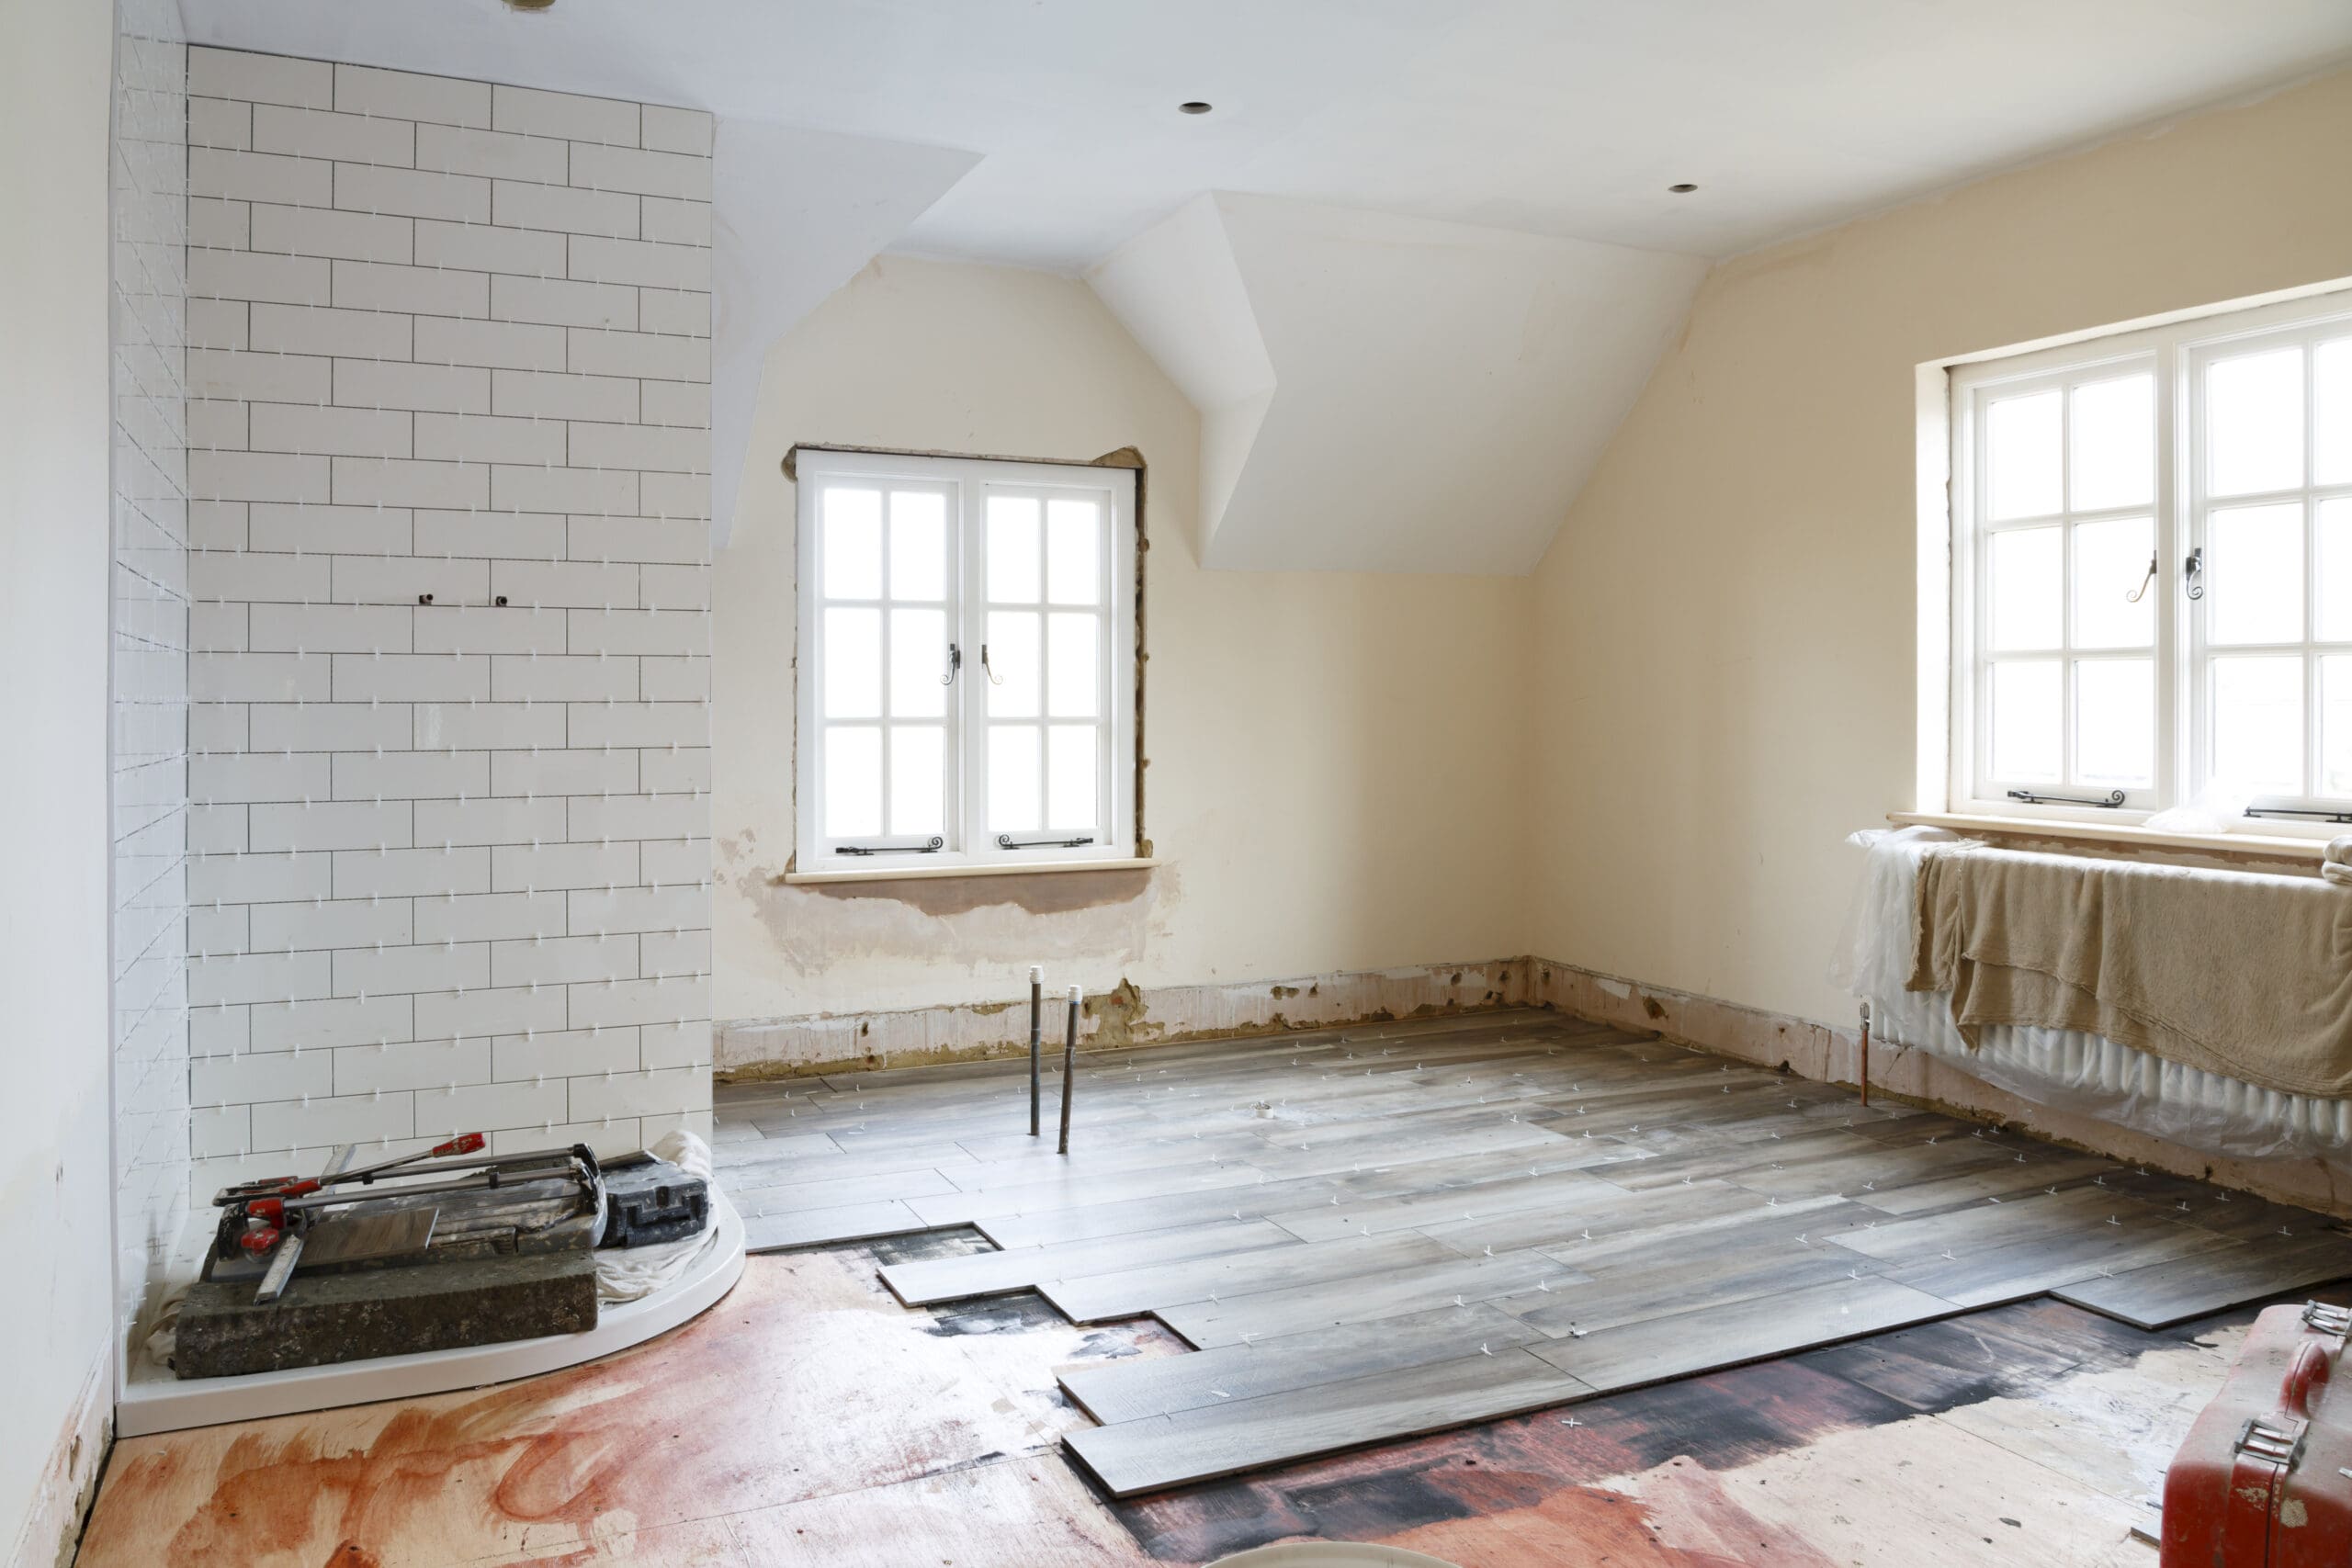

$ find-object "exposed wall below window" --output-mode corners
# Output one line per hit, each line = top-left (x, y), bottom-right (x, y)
(714, 256), (1532, 1059)
(1525, 65), (2352, 1037)
(182, 48), (715, 1196)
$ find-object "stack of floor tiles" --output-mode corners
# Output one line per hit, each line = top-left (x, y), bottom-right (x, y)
(712, 1010), (2352, 1496)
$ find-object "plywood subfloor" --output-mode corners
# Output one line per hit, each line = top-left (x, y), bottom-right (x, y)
(714, 1010), (2352, 1497)
(79, 1229), (2303, 1567)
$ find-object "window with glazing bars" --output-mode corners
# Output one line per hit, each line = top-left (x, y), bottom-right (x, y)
(794, 448), (1137, 871)
(1951, 292), (2352, 824)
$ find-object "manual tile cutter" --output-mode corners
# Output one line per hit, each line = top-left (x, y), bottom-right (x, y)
(209, 1134), (607, 1304)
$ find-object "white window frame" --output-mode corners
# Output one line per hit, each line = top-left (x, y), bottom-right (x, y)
(793, 447), (1140, 874)
(1949, 288), (2352, 831)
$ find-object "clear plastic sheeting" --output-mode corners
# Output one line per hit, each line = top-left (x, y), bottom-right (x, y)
(1837, 827), (2352, 1167)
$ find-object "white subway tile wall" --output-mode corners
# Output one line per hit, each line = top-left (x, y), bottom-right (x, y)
(114, 3), (194, 1344)
(184, 49), (715, 1197)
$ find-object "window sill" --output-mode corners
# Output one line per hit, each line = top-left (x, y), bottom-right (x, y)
(785, 856), (1159, 886)
(1888, 812), (2325, 863)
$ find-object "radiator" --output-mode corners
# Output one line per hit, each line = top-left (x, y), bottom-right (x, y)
(1840, 828), (2352, 1163)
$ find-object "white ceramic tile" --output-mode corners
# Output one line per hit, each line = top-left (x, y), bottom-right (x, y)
(566, 233), (709, 291)
(565, 326), (706, 381)
(494, 84), (639, 146)
(252, 104), (415, 167)
(415, 122), (569, 184)
(335, 62), (491, 129)
(491, 177), (639, 239)
(250, 202), (415, 265)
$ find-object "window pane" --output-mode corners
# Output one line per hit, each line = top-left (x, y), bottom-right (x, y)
(2209, 502), (2304, 646)
(2209, 346), (2303, 497)
(1047, 725), (1097, 830)
(888, 726), (944, 837)
(2212, 655), (2302, 794)
(1047, 498), (1102, 604)
(2321, 499), (2352, 643)
(2323, 656), (2352, 798)
(986, 610), (1040, 717)
(1047, 611), (1100, 718)
(989, 726), (1041, 832)
(2320, 337), (2352, 488)
(888, 607), (946, 719)
(1986, 389), (2062, 521)
(821, 487), (882, 600)
(2075, 660), (2154, 786)
(1988, 526), (2062, 650)
(2073, 516), (2154, 649)
(2070, 373), (2154, 512)
(823, 606), (881, 718)
(1989, 659), (2062, 782)
(987, 494), (1041, 603)
(890, 491), (947, 601)
(824, 727), (881, 838)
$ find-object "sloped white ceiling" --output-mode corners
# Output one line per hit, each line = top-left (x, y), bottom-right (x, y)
(179, 0), (2352, 570)
(710, 123), (979, 546)
(1091, 194), (1707, 574)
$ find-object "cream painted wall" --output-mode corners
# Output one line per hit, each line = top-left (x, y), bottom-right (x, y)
(714, 256), (1530, 1029)
(1, 0), (121, 1558)
(1527, 67), (2352, 1032)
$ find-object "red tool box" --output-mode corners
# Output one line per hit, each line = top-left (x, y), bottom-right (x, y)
(2163, 1300), (2352, 1565)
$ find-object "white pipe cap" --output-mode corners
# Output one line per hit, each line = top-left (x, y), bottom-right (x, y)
(1068, 986), (1081, 1002)
(1029, 965), (1043, 983)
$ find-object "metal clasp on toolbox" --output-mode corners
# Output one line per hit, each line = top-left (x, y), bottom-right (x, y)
(2235, 1413), (2308, 1469)
(2302, 1301), (2352, 1338)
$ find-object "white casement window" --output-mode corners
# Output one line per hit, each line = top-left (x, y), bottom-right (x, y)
(1951, 291), (2352, 827)
(794, 448), (1138, 872)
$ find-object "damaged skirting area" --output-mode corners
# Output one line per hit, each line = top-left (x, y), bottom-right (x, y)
(717, 958), (1532, 1077)
(719, 950), (2352, 1218)
(14, 1350), (108, 1568)
(1529, 959), (2352, 1219)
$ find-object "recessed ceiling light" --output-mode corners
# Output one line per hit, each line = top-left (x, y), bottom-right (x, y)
(1178, 101), (1214, 115)
(1668, 183), (1699, 194)
(504, 0), (556, 10)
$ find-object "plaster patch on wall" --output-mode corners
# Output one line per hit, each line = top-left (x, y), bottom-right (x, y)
(796, 865), (1157, 918)
(719, 827), (1175, 981)
(718, 955), (1530, 1076)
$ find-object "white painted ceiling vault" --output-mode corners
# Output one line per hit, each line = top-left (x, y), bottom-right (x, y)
(183, 0), (2352, 571)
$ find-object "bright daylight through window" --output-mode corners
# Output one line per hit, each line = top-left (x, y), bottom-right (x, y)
(794, 449), (1138, 873)
(1951, 294), (2352, 825)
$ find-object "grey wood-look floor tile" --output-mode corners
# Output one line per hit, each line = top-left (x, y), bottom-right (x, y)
(975, 1172), (1355, 1249)
(908, 1159), (1272, 1228)
(1043, 1232), (1463, 1324)
(1057, 1302), (1545, 1426)
(741, 1200), (933, 1252)
(1853, 1152), (2118, 1215)
(1825, 1184), (2133, 1261)
(729, 1163), (960, 1216)
(880, 1219), (1300, 1308)
(1419, 1175), (1793, 1258)
(1527, 1274), (1961, 1393)
(1064, 1348), (1592, 1496)
(2052, 1231), (2352, 1327)
(1265, 1168), (1626, 1244)
(1499, 1202), (1888, 1337)
(1159, 1248), (1581, 1349)
(1882, 1214), (2243, 1308)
